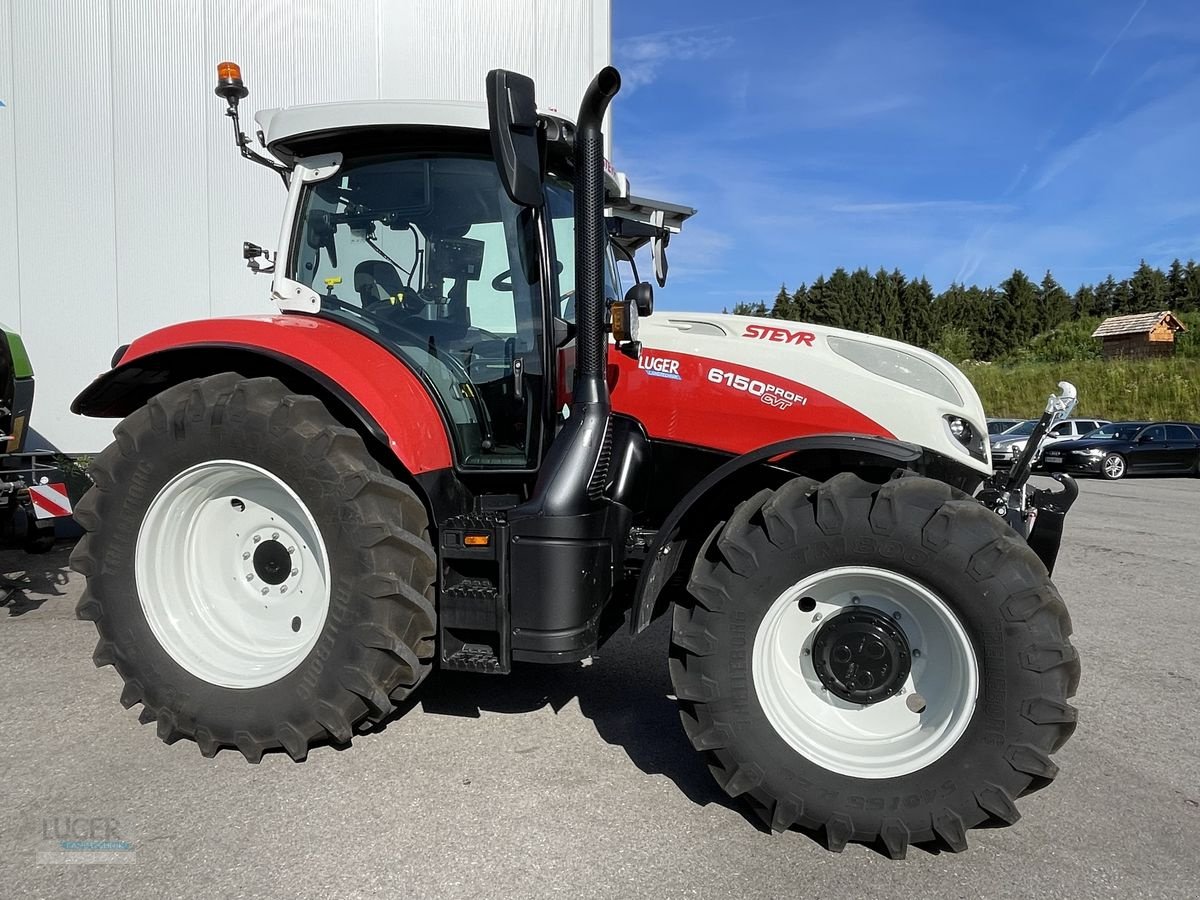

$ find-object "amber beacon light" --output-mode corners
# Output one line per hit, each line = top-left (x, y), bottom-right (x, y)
(214, 61), (248, 101)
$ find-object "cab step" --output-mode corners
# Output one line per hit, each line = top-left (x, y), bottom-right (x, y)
(438, 513), (511, 674)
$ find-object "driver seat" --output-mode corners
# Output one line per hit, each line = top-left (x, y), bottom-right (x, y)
(353, 260), (405, 307)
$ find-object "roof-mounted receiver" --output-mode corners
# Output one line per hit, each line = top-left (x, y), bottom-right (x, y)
(214, 61), (291, 186)
(607, 194), (696, 287)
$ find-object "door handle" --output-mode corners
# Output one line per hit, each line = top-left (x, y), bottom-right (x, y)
(512, 356), (524, 400)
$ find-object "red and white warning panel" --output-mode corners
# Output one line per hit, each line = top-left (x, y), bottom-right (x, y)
(29, 482), (73, 520)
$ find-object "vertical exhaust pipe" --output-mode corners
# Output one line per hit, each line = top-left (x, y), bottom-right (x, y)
(514, 66), (620, 519)
(572, 66), (621, 405)
(506, 68), (628, 664)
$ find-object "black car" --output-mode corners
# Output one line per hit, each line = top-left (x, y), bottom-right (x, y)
(1040, 421), (1200, 480)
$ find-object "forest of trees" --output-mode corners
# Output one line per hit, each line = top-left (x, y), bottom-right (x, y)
(727, 259), (1200, 362)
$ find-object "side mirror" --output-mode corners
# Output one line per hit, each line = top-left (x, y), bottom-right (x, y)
(625, 282), (653, 317)
(486, 69), (545, 208)
(307, 211), (338, 267)
(650, 231), (670, 288)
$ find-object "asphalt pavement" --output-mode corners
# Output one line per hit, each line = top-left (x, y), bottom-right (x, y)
(1, 476), (1198, 899)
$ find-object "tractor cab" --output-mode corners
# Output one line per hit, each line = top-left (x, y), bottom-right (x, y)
(245, 95), (687, 478)
(204, 64), (686, 671)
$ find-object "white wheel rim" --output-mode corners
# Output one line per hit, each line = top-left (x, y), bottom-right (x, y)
(751, 566), (979, 779)
(135, 460), (330, 689)
(1104, 456), (1124, 478)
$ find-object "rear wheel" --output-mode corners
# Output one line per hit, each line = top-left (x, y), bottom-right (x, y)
(670, 473), (1079, 857)
(1101, 453), (1126, 480)
(71, 374), (437, 761)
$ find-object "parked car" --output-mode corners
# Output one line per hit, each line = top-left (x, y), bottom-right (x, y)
(1041, 421), (1200, 479)
(987, 417), (1022, 435)
(990, 418), (1111, 466)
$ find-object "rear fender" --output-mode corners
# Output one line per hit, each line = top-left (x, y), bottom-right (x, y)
(630, 434), (925, 634)
(72, 316), (453, 475)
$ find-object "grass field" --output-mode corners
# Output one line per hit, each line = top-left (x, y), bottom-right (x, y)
(964, 357), (1200, 421)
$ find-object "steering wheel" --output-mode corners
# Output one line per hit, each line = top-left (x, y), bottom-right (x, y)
(492, 268), (576, 316)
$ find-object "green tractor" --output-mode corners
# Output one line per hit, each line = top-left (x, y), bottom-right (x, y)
(0, 323), (72, 555)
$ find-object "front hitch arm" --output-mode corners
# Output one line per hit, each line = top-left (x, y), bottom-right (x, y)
(977, 381), (1079, 573)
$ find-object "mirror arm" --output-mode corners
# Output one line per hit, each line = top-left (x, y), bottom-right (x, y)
(611, 239), (641, 285)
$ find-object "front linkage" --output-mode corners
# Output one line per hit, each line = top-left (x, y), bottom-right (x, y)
(977, 381), (1080, 573)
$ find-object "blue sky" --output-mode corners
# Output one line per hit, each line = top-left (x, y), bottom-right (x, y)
(611, 0), (1200, 312)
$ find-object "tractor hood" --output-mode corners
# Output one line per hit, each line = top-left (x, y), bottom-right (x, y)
(612, 312), (991, 476)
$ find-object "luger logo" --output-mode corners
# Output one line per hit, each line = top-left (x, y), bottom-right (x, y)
(639, 355), (682, 380)
(743, 324), (816, 346)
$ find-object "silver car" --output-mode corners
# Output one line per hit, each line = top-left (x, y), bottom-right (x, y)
(990, 418), (1112, 465)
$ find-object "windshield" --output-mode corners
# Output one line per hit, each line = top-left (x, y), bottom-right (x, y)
(1089, 423), (1148, 441)
(1001, 420), (1038, 437)
(290, 155), (544, 468)
(546, 178), (622, 324)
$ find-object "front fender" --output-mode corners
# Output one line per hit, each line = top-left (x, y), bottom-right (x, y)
(630, 434), (924, 634)
(73, 315), (453, 475)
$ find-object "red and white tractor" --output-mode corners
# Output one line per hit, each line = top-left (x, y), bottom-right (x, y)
(70, 62), (1080, 856)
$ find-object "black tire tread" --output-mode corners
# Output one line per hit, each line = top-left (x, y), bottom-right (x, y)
(670, 472), (1080, 857)
(70, 373), (437, 762)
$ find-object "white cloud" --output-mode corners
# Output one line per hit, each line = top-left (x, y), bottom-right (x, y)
(1089, 0), (1149, 77)
(615, 33), (734, 92)
(830, 200), (1015, 215)
(1032, 131), (1103, 191)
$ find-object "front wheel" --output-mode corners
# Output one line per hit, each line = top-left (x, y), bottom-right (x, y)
(1101, 453), (1127, 480)
(71, 374), (437, 761)
(670, 473), (1079, 857)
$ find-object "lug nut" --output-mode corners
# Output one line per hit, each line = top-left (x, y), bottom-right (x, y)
(851, 596), (860, 605)
(288, 546), (295, 555)
(813, 612), (822, 622)
(280, 585), (288, 594)
(291, 568), (298, 577)
(242, 551), (250, 560)
(253, 535), (261, 543)
(272, 532), (279, 540)
(245, 573), (254, 581)
(261, 587), (269, 596)
(892, 611), (902, 620)
(912, 648), (922, 658)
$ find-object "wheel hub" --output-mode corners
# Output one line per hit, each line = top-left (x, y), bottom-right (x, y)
(252, 539), (292, 585)
(811, 606), (911, 704)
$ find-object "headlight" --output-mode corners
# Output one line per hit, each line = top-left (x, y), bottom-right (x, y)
(943, 415), (987, 463)
(827, 336), (963, 404)
(1010, 441), (1026, 453)
(1084, 448), (1105, 456)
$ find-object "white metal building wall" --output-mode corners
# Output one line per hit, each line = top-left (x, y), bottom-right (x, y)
(0, 0), (610, 452)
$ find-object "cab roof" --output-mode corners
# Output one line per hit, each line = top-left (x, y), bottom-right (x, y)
(255, 100), (492, 165)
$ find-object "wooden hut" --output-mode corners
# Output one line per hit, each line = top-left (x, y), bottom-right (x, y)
(1091, 311), (1187, 360)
